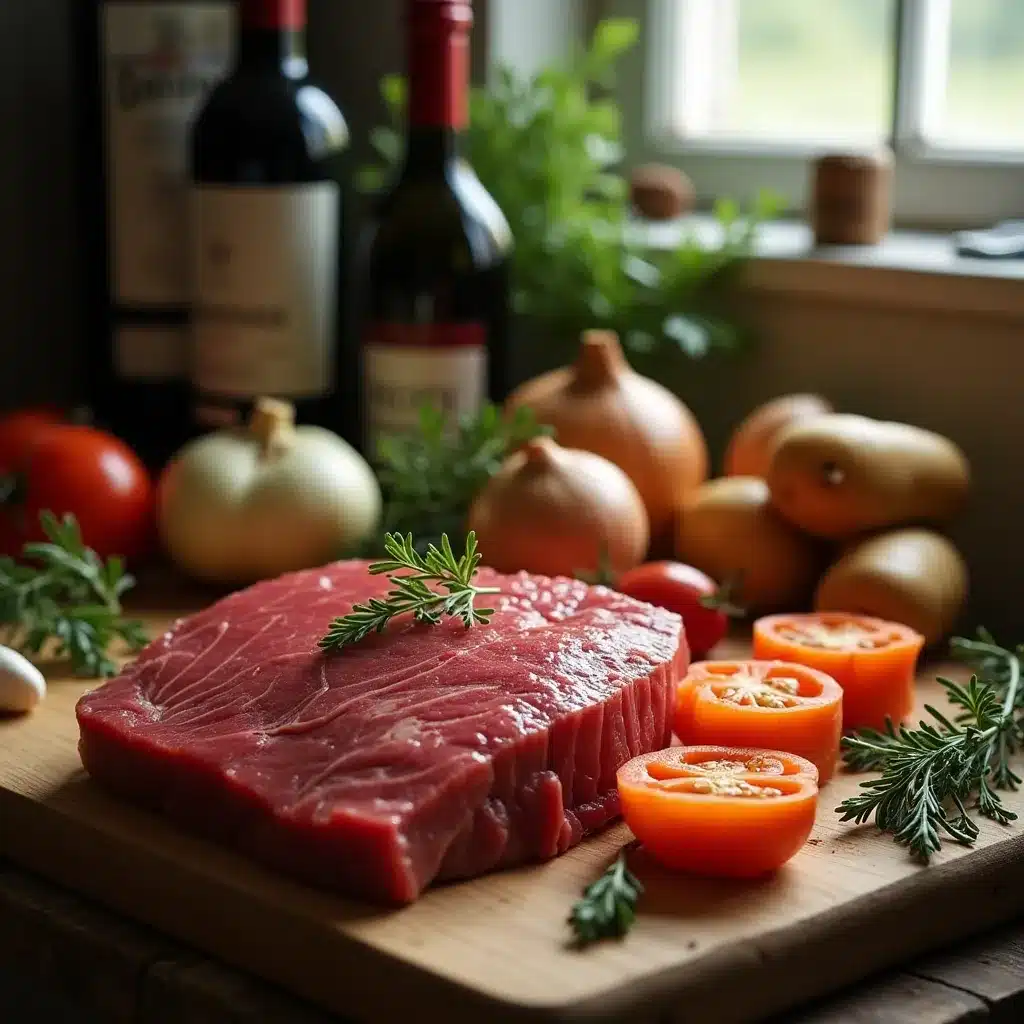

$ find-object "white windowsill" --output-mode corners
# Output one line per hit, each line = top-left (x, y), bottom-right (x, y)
(632, 216), (1024, 319)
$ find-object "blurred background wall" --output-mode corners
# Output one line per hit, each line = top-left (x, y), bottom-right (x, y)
(0, 0), (1019, 636)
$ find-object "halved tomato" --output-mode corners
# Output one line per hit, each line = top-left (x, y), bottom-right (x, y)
(643, 744), (819, 784)
(752, 613), (924, 732)
(618, 746), (819, 878)
(674, 661), (843, 783)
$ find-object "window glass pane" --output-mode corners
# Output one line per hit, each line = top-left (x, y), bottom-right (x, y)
(928, 0), (1024, 149)
(670, 0), (895, 144)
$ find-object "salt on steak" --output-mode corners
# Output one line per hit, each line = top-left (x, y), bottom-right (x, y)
(76, 562), (687, 905)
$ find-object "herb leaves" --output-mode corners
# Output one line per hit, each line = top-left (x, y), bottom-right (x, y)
(320, 532), (498, 652)
(568, 843), (644, 947)
(837, 630), (1022, 862)
(374, 403), (551, 554)
(0, 512), (148, 677)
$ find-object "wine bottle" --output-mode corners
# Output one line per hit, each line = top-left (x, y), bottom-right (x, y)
(188, 0), (349, 435)
(80, 0), (236, 467)
(360, 0), (513, 455)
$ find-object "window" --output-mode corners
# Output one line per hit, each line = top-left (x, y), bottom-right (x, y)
(610, 0), (1024, 226)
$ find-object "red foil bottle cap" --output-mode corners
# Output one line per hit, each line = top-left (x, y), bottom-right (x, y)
(406, 0), (473, 129)
(407, 0), (474, 26)
(242, 0), (307, 30)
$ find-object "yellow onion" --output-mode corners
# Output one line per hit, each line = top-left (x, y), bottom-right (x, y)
(468, 437), (649, 578)
(504, 330), (708, 547)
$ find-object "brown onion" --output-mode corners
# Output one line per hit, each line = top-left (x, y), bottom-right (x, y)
(504, 330), (708, 547)
(467, 437), (649, 578)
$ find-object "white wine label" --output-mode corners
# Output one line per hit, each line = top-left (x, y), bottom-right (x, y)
(191, 183), (341, 397)
(363, 324), (487, 450)
(103, 3), (235, 312)
(115, 323), (188, 378)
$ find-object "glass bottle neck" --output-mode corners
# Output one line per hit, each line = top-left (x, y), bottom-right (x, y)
(238, 26), (307, 74)
(402, 18), (469, 177)
(402, 126), (460, 178)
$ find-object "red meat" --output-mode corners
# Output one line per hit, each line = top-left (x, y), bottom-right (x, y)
(76, 562), (686, 904)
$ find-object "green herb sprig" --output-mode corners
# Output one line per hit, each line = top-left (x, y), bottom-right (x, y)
(373, 403), (551, 553)
(837, 630), (1023, 862)
(360, 19), (777, 367)
(320, 532), (498, 652)
(568, 843), (644, 947)
(0, 512), (148, 677)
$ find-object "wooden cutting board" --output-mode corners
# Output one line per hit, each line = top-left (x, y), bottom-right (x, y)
(2, 605), (1024, 1024)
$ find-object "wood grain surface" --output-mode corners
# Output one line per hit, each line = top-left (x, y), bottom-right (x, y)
(2, 607), (1024, 1024)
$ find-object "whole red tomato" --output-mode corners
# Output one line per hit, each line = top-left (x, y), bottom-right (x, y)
(0, 407), (65, 466)
(615, 561), (740, 659)
(0, 411), (154, 561)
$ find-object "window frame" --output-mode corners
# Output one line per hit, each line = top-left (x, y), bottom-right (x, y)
(601, 0), (1024, 228)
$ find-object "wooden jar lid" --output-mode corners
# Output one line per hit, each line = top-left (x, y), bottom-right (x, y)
(811, 147), (893, 246)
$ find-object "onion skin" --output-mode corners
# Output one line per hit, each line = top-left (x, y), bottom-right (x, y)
(814, 528), (968, 646)
(675, 476), (822, 614)
(158, 400), (381, 586)
(504, 330), (708, 547)
(467, 437), (649, 578)
(724, 394), (833, 479)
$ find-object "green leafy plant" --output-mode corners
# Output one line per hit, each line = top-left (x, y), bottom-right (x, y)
(360, 18), (777, 363)
(568, 842), (644, 947)
(320, 531), (497, 652)
(373, 402), (552, 552)
(837, 630), (1023, 862)
(0, 512), (148, 677)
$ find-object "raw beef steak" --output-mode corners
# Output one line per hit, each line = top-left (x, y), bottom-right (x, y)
(77, 562), (686, 904)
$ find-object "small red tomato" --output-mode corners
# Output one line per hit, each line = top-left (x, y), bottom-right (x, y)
(0, 414), (154, 562)
(0, 407), (65, 467)
(616, 561), (737, 659)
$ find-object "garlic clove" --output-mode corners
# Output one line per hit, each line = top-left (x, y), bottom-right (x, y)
(0, 644), (47, 714)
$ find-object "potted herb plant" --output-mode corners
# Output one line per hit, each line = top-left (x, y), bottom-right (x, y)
(358, 17), (776, 380)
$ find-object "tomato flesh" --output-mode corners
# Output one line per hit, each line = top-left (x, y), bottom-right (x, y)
(615, 561), (728, 658)
(618, 746), (818, 878)
(674, 660), (843, 784)
(753, 613), (924, 732)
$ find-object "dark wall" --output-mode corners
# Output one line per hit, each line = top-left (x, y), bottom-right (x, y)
(0, 1), (83, 408)
(0, 0), (486, 410)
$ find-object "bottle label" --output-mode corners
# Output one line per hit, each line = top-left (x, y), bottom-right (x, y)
(115, 323), (189, 379)
(102, 3), (235, 319)
(191, 184), (341, 398)
(363, 324), (487, 448)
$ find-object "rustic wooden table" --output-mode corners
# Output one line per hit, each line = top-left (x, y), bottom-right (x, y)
(0, 855), (1021, 1024)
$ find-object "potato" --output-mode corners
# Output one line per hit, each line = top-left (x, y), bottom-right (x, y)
(675, 476), (823, 613)
(767, 414), (969, 539)
(723, 393), (833, 479)
(814, 528), (968, 646)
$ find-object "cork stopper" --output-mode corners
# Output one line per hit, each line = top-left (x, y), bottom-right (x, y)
(248, 398), (296, 457)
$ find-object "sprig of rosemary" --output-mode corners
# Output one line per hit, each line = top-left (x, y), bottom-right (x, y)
(837, 630), (1023, 862)
(568, 843), (644, 947)
(320, 532), (498, 651)
(0, 511), (148, 677)
(373, 403), (552, 554)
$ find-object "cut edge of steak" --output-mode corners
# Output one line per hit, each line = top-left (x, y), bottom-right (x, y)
(76, 565), (687, 905)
